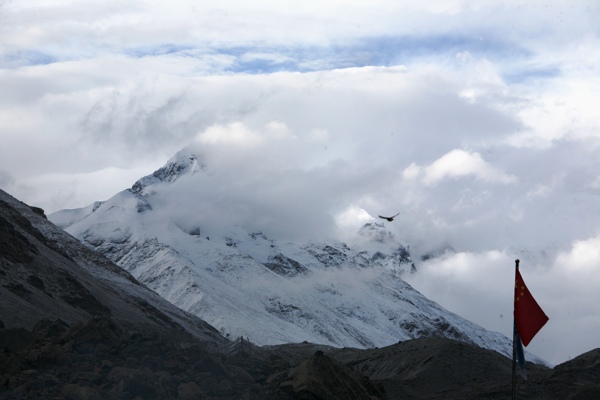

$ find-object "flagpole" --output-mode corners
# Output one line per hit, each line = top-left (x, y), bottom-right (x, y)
(512, 259), (519, 400)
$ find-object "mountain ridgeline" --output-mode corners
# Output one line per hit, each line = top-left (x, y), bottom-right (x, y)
(51, 149), (524, 359)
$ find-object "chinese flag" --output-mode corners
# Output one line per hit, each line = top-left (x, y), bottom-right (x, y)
(514, 270), (549, 346)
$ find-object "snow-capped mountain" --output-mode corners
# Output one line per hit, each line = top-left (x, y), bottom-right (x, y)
(50, 149), (540, 361)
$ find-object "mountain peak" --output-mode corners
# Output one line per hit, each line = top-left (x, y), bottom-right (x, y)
(48, 149), (538, 365)
(130, 149), (204, 194)
(358, 222), (396, 244)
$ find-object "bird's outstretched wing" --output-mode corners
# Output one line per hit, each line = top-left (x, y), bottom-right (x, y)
(378, 212), (400, 222)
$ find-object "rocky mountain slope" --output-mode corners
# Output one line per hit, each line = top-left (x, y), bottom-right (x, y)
(0, 188), (224, 346)
(2, 188), (599, 399)
(50, 149), (537, 362)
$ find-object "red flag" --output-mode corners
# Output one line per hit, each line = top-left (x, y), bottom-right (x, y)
(514, 270), (549, 346)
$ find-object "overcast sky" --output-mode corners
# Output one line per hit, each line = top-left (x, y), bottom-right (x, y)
(1, 0), (599, 366)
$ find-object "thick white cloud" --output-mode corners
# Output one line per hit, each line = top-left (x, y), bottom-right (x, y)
(1, 0), (599, 365)
(405, 236), (600, 365)
(405, 149), (518, 185)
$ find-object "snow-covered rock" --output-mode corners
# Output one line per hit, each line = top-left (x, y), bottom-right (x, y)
(50, 148), (544, 363)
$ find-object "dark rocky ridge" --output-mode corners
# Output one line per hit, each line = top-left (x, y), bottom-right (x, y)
(1, 188), (599, 399)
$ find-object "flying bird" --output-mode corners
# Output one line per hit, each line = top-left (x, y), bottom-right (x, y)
(378, 213), (399, 222)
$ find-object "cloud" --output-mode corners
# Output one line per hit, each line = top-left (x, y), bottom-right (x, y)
(405, 237), (600, 366)
(197, 122), (264, 147)
(335, 206), (375, 230)
(554, 235), (600, 276)
(10, 165), (159, 214)
(196, 120), (295, 148)
(0, 170), (14, 188)
(405, 149), (518, 185)
(1, 0), (599, 365)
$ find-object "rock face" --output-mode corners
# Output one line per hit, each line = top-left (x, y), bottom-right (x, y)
(2, 322), (600, 399)
(0, 315), (265, 399)
(0, 189), (224, 345)
(278, 352), (380, 400)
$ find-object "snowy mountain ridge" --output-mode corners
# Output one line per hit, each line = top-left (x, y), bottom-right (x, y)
(50, 148), (544, 363)
(131, 148), (204, 195)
